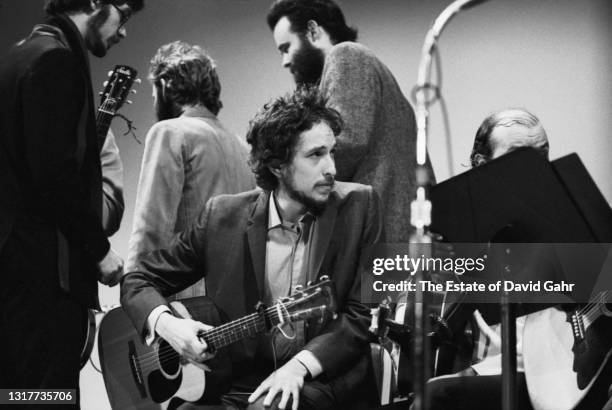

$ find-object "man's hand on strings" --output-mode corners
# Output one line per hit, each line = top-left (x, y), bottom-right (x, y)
(155, 312), (214, 363)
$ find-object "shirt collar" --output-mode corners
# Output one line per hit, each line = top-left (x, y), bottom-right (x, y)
(267, 192), (313, 230)
(180, 105), (216, 120)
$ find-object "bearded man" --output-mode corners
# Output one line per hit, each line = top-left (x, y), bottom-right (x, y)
(0, 0), (144, 405)
(267, 0), (435, 242)
(121, 87), (382, 409)
(127, 41), (254, 299)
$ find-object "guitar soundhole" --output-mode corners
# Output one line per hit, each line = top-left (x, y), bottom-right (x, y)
(158, 340), (181, 378)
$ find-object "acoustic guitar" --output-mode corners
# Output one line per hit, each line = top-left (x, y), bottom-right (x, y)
(524, 291), (612, 410)
(79, 64), (139, 370)
(98, 277), (337, 409)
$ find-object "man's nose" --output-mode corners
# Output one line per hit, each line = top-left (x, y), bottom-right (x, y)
(282, 54), (291, 69)
(117, 26), (127, 39)
(324, 155), (336, 177)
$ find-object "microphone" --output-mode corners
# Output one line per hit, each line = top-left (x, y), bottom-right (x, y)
(411, 2), (492, 409)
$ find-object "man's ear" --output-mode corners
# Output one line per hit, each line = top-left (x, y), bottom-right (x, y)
(268, 164), (283, 179)
(83, 0), (101, 14)
(306, 20), (322, 42)
(472, 153), (487, 167)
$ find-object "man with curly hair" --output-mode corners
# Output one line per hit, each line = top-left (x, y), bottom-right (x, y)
(267, 0), (436, 243)
(0, 0), (143, 404)
(127, 41), (255, 299)
(121, 87), (382, 409)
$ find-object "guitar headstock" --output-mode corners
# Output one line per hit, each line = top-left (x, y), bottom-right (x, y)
(280, 275), (338, 322)
(99, 65), (139, 116)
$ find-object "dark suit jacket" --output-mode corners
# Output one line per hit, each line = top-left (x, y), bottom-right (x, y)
(121, 182), (382, 385)
(0, 14), (109, 307)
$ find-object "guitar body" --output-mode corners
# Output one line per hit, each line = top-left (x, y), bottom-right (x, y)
(98, 297), (231, 410)
(99, 278), (334, 409)
(524, 305), (612, 410)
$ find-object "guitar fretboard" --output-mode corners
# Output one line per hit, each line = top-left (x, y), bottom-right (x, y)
(200, 312), (269, 350)
(196, 282), (331, 350)
(96, 103), (115, 140)
(198, 299), (316, 350)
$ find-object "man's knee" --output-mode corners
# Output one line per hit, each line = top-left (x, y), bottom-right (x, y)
(300, 382), (335, 410)
(245, 395), (286, 410)
(426, 376), (465, 410)
(245, 384), (335, 410)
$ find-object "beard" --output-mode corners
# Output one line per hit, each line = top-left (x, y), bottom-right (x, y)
(288, 188), (326, 216)
(154, 89), (181, 121)
(282, 173), (334, 216)
(85, 7), (111, 57)
(291, 37), (326, 86)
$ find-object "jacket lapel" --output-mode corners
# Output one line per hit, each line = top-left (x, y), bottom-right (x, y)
(246, 190), (269, 298)
(308, 194), (338, 282)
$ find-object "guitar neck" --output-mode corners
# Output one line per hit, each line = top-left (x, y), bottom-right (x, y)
(574, 290), (612, 337)
(96, 106), (114, 139)
(200, 309), (283, 350)
(198, 280), (333, 350)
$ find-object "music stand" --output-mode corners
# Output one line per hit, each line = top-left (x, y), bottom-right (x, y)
(428, 147), (612, 406)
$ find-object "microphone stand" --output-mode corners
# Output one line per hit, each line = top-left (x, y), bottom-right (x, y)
(410, 1), (493, 409)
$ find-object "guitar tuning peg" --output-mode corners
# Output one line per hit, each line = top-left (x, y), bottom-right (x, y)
(131, 89), (137, 94)
(103, 81), (108, 87)
(306, 281), (313, 287)
(107, 70), (113, 77)
(294, 285), (303, 292)
(98, 92), (103, 96)
(126, 100), (133, 105)
(319, 275), (330, 282)
(135, 78), (142, 84)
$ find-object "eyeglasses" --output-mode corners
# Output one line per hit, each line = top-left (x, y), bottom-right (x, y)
(110, 3), (131, 29)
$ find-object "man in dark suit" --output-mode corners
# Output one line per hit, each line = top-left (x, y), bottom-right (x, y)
(121, 88), (382, 410)
(0, 0), (143, 404)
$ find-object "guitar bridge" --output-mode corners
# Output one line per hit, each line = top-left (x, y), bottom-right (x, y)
(570, 312), (585, 341)
(128, 341), (147, 399)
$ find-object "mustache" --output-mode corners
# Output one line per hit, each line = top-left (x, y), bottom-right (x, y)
(315, 177), (335, 187)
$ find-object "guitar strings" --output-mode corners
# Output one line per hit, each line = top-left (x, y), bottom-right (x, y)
(135, 296), (310, 369)
(574, 291), (611, 329)
(137, 305), (289, 369)
(578, 291), (610, 316)
(201, 291), (318, 345)
(96, 79), (121, 135)
(196, 289), (320, 345)
(137, 313), (264, 368)
(581, 304), (601, 322)
(96, 98), (114, 136)
(143, 290), (322, 368)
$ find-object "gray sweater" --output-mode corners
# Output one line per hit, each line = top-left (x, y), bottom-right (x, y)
(320, 42), (435, 242)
